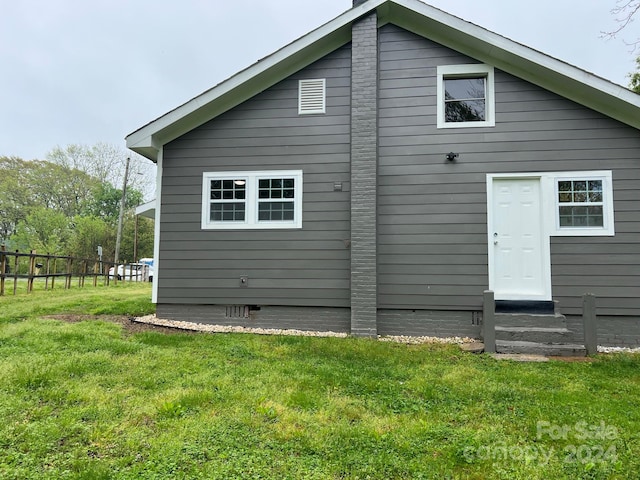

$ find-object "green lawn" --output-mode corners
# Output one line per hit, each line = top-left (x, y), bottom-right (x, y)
(0, 284), (639, 479)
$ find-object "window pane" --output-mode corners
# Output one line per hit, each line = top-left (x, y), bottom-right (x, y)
(222, 180), (233, 189)
(588, 180), (602, 192)
(558, 181), (572, 192)
(573, 191), (587, 202)
(211, 180), (221, 190)
(589, 191), (602, 202)
(210, 203), (245, 222)
(258, 202), (295, 222)
(283, 179), (295, 189)
(558, 192), (572, 203)
(588, 216), (603, 227)
(558, 205), (603, 228)
(444, 77), (486, 123)
(445, 100), (486, 122)
(588, 181), (603, 202)
(444, 78), (485, 100)
(574, 181), (587, 192)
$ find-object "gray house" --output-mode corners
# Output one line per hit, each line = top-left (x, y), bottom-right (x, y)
(127, 0), (640, 348)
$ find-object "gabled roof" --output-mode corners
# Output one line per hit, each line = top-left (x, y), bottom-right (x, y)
(126, 0), (640, 162)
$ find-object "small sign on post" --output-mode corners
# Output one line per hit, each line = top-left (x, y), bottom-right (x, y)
(97, 245), (103, 274)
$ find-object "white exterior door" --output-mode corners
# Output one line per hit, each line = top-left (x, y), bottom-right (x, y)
(489, 177), (551, 300)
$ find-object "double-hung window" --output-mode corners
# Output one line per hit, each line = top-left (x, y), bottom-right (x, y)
(553, 171), (614, 235)
(202, 170), (303, 229)
(437, 64), (495, 128)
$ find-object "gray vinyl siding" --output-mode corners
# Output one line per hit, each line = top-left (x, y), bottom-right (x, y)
(378, 24), (640, 316)
(158, 44), (352, 307)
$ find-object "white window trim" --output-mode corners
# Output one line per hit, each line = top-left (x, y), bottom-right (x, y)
(298, 79), (326, 115)
(487, 170), (614, 237)
(437, 64), (495, 129)
(202, 170), (303, 230)
(552, 171), (614, 236)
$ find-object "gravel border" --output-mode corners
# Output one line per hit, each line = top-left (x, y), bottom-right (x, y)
(134, 315), (475, 344)
(134, 315), (640, 352)
(598, 345), (640, 354)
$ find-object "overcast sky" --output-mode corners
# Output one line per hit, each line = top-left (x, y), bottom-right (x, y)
(1, 0), (637, 162)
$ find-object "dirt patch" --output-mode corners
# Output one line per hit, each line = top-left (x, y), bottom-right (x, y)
(42, 314), (197, 335)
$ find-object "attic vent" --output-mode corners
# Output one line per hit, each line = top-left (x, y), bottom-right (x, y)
(225, 305), (250, 318)
(298, 79), (326, 114)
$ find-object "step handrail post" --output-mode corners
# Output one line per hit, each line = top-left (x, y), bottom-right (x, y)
(483, 290), (496, 353)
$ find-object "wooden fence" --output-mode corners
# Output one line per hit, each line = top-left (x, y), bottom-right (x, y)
(0, 245), (150, 296)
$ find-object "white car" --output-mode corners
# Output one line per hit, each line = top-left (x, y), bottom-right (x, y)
(108, 263), (153, 282)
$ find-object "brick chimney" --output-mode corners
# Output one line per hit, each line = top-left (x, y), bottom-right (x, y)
(350, 5), (378, 337)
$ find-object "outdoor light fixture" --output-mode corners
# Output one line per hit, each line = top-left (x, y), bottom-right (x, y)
(446, 152), (459, 162)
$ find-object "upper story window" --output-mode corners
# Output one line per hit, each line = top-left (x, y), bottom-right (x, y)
(298, 79), (326, 115)
(554, 172), (614, 236)
(202, 170), (303, 230)
(437, 65), (495, 128)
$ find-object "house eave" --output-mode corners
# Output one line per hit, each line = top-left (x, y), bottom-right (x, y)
(126, 0), (640, 163)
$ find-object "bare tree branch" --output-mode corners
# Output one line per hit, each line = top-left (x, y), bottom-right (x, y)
(602, 0), (640, 51)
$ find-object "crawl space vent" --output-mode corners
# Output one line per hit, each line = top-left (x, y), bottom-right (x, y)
(225, 305), (250, 318)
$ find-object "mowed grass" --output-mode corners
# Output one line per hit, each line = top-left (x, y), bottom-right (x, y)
(0, 285), (639, 479)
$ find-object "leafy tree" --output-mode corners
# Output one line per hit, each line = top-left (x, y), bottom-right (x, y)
(0, 157), (102, 243)
(120, 215), (155, 263)
(83, 182), (144, 223)
(67, 216), (115, 261)
(0, 157), (36, 242)
(12, 207), (71, 254)
(47, 143), (156, 201)
(1, 153), (149, 260)
(28, 161), (101, 218)
(630, 57), (640, 92)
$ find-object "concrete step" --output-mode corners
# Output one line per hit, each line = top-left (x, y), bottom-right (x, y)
(496, 340), (586, 357)
(495, 313), (567, 329)
(495, 326), (570, 343)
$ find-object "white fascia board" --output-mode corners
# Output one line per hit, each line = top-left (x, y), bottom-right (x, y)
(389, 0), (640, 128)
(125, 0), (387, 162)
(135, 200), (156, 219)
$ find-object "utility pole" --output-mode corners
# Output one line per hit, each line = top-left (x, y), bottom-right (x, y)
(114, 156), (130, 266)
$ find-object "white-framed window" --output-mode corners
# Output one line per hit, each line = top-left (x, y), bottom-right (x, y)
(553, 171), (614, 236)
(437, 64), (495, 128)
(202, 170), (303, 230)
(298, 79), (326, 115)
